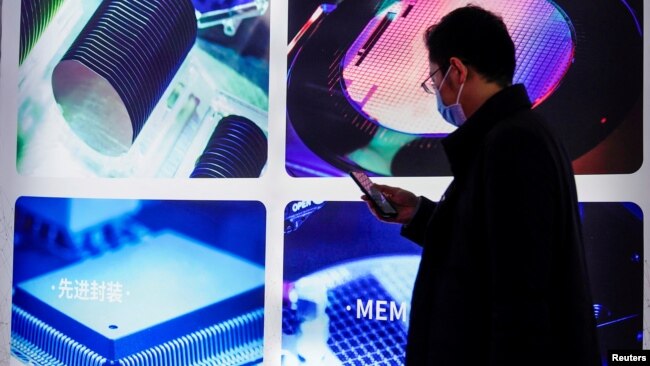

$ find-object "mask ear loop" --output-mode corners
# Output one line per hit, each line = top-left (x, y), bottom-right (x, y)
(438, 66), (465, 104)
(455, 82), (465, 104)
(437, 67), (453, 93)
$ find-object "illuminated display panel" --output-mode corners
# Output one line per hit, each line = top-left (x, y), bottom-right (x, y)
(17, 0), (270, 178)
(286, 0), (642, 177)
(12, 198), (266, 365)
(282, 201), (643, 365)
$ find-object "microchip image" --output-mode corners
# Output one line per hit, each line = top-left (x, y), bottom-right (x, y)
(12, 198), (266, 366)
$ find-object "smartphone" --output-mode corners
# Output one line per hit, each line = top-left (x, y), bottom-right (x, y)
(350, 171), (398, 219)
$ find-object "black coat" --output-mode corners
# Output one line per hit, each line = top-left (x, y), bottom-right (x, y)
(401, 85), (600, 366)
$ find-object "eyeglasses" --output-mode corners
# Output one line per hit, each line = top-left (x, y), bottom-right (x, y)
(421, 67), (442, 95)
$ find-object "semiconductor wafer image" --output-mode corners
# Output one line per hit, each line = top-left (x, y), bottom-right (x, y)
(17, 0), (270, 178)
(286, 0), (643, 177)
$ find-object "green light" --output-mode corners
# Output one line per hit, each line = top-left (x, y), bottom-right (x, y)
(346, 127), (417, 176)
(19, 0), (66, 65)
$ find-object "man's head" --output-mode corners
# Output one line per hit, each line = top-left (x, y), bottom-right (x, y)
(425, 5), (515, 88)
(422, 5), (516, 122)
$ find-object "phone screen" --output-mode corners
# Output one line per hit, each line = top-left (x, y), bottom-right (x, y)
(350, 171), (398, 218)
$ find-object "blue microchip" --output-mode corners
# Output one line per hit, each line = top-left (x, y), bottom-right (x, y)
(13, 230), (265, 363)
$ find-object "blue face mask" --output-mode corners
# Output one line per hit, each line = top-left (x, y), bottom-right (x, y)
(435, 67), (467, 127)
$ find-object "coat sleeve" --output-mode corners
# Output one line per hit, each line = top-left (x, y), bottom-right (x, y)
(400, 197), (437, 247)
(482, 124), (559, 365)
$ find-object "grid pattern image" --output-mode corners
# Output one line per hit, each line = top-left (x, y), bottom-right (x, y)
(282, 305), (300, 335)
(342, 0), (574, 135)
(369, 260), (418, 315)
(326, 275), (407, 365)
(505, 0), (575, 107)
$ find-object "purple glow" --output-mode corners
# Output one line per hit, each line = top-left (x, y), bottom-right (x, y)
(620, 0), (643, 36)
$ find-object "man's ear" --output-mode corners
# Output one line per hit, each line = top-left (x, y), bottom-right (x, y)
(449, 57), (468, 85)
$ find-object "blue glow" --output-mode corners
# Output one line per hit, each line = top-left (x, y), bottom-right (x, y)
(596, 314), (639, 328)
(192, 0), (256, 13)
(17, 197), (140, 234)
(623, 202), (643, 221)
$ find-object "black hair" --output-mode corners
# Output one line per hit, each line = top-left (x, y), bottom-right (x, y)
(425, 5), (516, 87)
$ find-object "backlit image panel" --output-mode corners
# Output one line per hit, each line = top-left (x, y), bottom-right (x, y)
(282, 201), (642, 365)
(17, 0), (270, 178)
(286, 0), (643, 177)
(12, 198), (266, 365)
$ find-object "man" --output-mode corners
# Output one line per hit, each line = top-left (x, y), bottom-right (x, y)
(363, 5), (600, 366)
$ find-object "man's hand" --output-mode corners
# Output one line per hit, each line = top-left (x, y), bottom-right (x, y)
(362, 184), (419, 224)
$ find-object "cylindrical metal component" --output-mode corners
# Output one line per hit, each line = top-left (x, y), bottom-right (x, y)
(190, 115), (268, 178)
(20, 0), (66, 65)
(51, 0), (197, 156)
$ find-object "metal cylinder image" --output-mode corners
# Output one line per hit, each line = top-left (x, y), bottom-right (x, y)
(51, 0), (197, 156)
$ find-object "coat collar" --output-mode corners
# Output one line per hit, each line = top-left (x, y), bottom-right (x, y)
(441, 84), (532, 178)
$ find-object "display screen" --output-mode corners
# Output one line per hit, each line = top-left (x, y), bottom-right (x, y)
(286, 0), (643, 177)
(17, 0), (270, 178)
(282, 201), (643, 365)
(12, 197), (266, 365)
